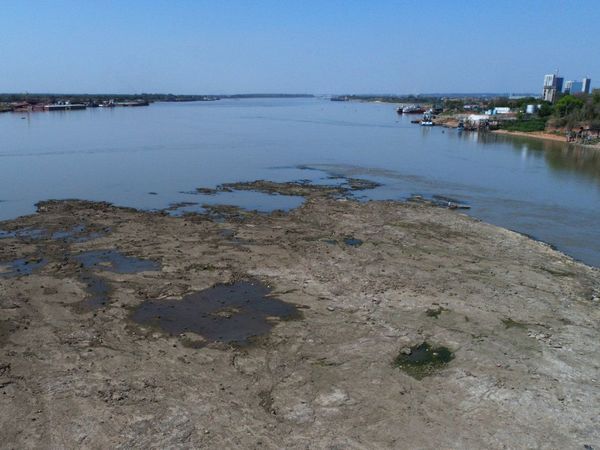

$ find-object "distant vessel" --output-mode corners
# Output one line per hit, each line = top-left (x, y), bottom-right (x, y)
(44, 102), (86, 111)
(116, 100), (150, 107)
(399, 104), (425, 114)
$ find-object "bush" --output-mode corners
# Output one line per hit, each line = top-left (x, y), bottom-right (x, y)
(500, 118), (547, 132)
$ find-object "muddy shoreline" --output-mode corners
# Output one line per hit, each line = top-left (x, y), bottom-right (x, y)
(1, 180), (599, 448)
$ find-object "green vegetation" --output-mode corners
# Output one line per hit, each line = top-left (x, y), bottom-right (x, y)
(554, 95), (585, 117)
(538, 102), (553, 118)
(496, 91), (600, 135)
(549, 91), (600, 130)
(394, 342), (454, 379)
(500, 118), (547, 132)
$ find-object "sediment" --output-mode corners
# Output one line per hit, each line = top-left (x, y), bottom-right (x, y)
(0, 181), (599, 448)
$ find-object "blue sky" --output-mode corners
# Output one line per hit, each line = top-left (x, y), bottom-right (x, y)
(1, 0), (598, 94)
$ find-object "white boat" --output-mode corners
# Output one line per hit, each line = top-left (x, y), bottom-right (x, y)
(401, 104), (425, 114)
(421, 112), (434, 126)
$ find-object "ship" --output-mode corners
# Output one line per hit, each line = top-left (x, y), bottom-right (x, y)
(44, 102), (86, 111)
(397, 104), (426, 114)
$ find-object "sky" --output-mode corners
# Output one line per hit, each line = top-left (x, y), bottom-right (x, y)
(1, 0), (599, 95)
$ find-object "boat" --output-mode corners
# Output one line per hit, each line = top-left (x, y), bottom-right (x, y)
(457, 120), (465, 131)
(421, 112), (434, 126)
(116, 100), (150, 107)
(401, 104), (426, 114)
(44, 102), (86, 111)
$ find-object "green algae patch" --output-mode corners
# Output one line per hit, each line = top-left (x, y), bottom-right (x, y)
(394, 342), (454, 379)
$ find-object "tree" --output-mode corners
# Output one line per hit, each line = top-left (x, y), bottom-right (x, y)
(554, 95), (584, 117)
(538, 102), (553, 118)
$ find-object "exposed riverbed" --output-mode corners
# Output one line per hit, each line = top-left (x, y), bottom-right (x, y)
(0, 180), (598, 448)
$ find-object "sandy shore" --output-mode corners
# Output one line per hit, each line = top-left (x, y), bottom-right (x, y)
(1, 180), (599, 448)
(492, 129), (568, 142)
(492, 129), (600, 149)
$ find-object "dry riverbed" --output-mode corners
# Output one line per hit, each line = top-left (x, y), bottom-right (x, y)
(0, 180), (599, 449)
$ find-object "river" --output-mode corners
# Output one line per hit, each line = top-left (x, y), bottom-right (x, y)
(1, 98), (599, 266)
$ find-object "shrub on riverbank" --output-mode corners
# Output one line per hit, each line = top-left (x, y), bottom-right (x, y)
(500, 118), (547, 132)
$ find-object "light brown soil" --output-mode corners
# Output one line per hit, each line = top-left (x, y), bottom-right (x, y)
(491, 129), (569, 143)
(0, 183), (599, 449)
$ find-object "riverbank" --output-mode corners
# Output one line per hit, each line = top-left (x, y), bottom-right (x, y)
(492, 129), (600, 148)
(1, 180), (598, 448)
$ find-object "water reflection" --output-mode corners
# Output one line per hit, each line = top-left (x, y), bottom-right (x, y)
(458, 132), (600, 183)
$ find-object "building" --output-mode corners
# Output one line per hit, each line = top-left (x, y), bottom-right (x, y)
(525, 104), (538, 114)
(543, 74), (555, 102)
(542, 74), (563, 103)
(582, 77), (591, 94)
(555, 77), (564, 93)
(563, 77), (592, 95)
(565, 80), (583, 94)
(493, 107), (511, 115)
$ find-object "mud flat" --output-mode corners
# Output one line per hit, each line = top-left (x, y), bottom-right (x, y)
(0, 181), (599, 449)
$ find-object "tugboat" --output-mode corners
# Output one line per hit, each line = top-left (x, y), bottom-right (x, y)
(421, 112), (434, 126)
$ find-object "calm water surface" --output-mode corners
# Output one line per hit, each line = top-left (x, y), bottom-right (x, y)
(1, 98), (599, 266)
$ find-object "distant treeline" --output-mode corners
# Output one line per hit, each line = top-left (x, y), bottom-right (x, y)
(331, 95), (440, 104)
(225, 94), (314, 99)
(0, 93), (314, 104)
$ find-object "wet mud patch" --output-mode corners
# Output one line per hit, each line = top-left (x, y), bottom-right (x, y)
(425, 305), (447, 319)
(75, 272), (112, 311)
(130, 280), (300, 346)
(219, 229), (252, 245)
(502, 317), (529, 329)
(0, 320), (17, 346)
(394, 342), (454, 379)
(0, 257), (47, 278)
(74, 250), (160, 274)
(322, 237), (363, 247)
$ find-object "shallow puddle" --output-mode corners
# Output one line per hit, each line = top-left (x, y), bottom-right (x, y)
(344, 237), (363, 247)
(0, 224), (104, 243)
(394, 342), (454, 379)
(74, 250), (160, 273)
(0, 227), (46, 240)
(323, 237), (363, 247)
(0, 258), (47, 278)
(131, 280), (300, 345)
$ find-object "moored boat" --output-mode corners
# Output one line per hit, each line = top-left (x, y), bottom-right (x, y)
(421, 112), (434, 126)
(401, 104), (425, 114)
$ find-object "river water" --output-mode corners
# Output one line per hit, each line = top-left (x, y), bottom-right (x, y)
(1, 98), (599, 266)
